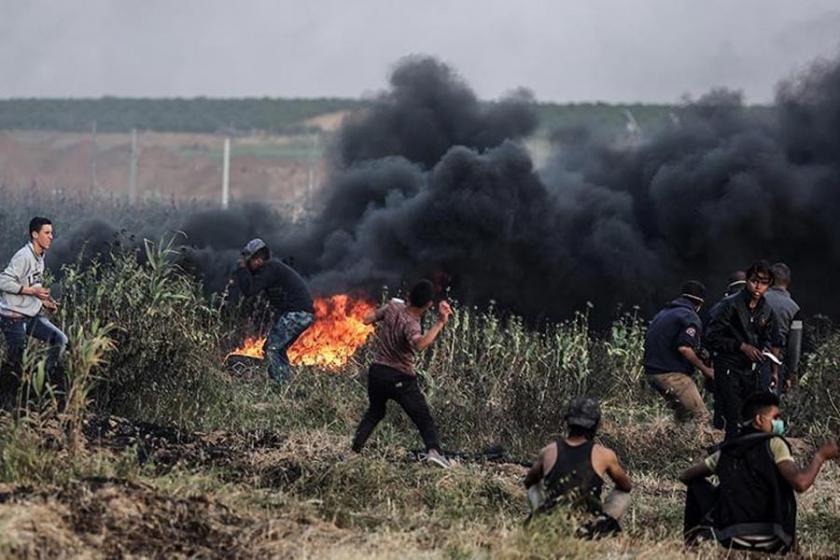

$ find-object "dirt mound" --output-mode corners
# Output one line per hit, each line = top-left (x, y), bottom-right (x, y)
(0, 477), (252, 558)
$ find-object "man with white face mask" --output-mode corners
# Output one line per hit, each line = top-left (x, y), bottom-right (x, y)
(680, 391), (838, 554)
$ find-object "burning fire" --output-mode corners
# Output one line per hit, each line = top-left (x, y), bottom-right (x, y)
(227, 294), (376, 370)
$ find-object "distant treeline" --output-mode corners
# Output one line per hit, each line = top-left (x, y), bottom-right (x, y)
(0, 97), (769, 135)
(0, 97), (365, 134)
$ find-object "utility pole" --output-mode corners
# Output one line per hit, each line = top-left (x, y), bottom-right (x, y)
(307, 132), (317, 204)
(128, 128), (138, 204)
(221, 137), (231, 209)
(90, 120), (98, 194)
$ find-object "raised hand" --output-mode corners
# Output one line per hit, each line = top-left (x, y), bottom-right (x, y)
(438, 300), (453, 323)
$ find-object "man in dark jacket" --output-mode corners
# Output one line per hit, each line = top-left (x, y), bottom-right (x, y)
(680, 392), (838, 554)
(644, 281), (713, 423)
(705, 261), (782, 439)
(236, 238), (314, 383)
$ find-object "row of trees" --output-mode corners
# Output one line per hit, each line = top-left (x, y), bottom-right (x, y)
(0, 97), (694, 135)
(0, 97), (364, 134)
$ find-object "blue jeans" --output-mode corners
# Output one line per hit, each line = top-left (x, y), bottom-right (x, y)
(0, 314), (68, 377)
(264, 311), (314, 383)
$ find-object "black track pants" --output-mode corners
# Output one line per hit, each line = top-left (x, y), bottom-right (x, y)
(352, 363), (441, 452)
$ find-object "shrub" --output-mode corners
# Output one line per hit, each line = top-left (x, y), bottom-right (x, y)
(56, 239), (229, 427)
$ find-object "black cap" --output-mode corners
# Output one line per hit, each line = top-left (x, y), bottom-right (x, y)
(565, 397), (601, 429)
(680, 280), (706, 303)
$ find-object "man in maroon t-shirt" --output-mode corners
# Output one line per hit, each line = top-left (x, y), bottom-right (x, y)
(351, 279), (453, 467)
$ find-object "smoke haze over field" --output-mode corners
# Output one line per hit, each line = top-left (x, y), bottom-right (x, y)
(45, 52), (840, 323)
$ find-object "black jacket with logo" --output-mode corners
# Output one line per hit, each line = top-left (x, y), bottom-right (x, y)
(705, 288), (781, 371)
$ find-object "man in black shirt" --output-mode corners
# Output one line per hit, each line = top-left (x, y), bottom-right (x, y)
(524, 397), (632, 538)
(236, 238), (315, 383)
(705, 261), (782, 439)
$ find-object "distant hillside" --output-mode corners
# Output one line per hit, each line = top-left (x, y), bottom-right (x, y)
(0, 97), (772, 136)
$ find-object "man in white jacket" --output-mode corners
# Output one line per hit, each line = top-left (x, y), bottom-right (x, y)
(0, 217), (68, 400)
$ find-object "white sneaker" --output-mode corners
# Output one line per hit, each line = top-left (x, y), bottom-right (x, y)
(426, 449), (452, 469)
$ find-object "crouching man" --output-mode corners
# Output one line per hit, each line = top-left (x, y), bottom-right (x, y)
(524, 397), (633, 538)
(0, 217), (68, 402)
(235, 238), (314, 383)
(644, 280), (713, 424)
(680, 391), (838, 554)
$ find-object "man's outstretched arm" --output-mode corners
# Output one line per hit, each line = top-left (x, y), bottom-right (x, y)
(412, 301), (453, 351)
(777, 440), (838, 493)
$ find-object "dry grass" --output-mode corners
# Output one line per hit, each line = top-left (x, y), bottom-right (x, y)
(2, 406), (839, 558)
(1, 243), (840, 557)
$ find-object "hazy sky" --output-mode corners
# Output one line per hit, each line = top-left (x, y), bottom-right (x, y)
(2, 0), (839, 103)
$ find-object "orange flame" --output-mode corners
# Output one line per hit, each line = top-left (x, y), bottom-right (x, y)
(227, 294), (376, 370)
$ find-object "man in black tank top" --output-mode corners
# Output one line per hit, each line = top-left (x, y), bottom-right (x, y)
(680, 391), (838, 554)
(524, 397), (633, 538)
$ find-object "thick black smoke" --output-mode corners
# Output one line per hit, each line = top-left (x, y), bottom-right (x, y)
(337, 56), (538, 169)
(294, 54), (840, 322)
(49, 53), (840, 323)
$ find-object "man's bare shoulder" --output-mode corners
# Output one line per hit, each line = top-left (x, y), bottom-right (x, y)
(592, 443), (619, 463)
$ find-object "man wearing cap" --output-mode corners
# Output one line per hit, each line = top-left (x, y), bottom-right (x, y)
(236, 238), (314, 383)
(644, 281), (713, 423)
(524, 397), (632, 538)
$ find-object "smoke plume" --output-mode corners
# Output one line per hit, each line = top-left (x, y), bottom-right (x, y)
(50, 53), (840, 323)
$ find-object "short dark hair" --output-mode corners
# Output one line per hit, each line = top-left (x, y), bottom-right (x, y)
(741, 391), (780, 422)
(771, 262), (791, 287)
(29, 217), (52, 237)
(680, 280), (706, 302)
(408, 279), (435, 308)
(746, 260), (774, 283)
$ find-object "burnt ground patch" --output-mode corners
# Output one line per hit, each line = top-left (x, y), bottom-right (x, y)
(83, 416), (302, 488)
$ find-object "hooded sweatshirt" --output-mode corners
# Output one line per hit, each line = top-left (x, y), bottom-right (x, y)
(644, 297), (703, 375)
(0, 242), (45, 318)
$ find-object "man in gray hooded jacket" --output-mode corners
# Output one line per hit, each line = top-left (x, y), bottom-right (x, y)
(0, 217), (68, 399)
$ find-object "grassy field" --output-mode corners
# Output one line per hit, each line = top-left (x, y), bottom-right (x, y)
(0, 228), (839, 558)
